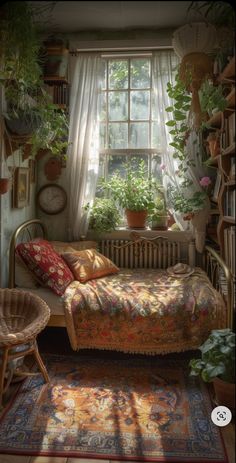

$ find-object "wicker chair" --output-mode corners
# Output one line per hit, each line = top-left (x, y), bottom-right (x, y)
(0, 288), (50, 407)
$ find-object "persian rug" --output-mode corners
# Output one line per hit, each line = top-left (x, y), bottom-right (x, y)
(0, 354), (228, 462)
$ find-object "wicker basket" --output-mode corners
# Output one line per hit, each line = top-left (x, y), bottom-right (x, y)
(0, 289), (50, 406)
(0, 288), (50, 347)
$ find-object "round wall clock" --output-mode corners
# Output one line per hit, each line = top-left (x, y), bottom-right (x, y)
(36, 184), (67, 215)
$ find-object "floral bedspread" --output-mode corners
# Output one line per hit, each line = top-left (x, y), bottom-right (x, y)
(63, 268), (226, 354)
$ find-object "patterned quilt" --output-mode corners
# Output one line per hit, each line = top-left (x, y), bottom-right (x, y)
(63, 268), (226, 354)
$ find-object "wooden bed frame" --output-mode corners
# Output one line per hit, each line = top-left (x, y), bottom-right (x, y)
(8, 219), (234, 330)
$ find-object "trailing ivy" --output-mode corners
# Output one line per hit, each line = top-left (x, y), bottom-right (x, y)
(165, 71), (210, 215)
(165, 72), (193, 182)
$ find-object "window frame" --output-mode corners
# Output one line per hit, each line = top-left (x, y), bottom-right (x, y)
(99, 54), (163, 183)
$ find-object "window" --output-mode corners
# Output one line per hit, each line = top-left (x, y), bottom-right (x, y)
(97, 55), (163, 189)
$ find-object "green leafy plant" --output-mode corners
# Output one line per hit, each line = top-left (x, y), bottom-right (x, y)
(167, 187), (208, 215)
(165, 71), (212, 217)
(150, 196), (167, 216)
(166, 72), (192, 171)
(101, 159), (157, 212)
(189, 329), (235, 383)
(0, 2), (69, 158)
(86, 198), (121, 233)
(199, 80), (228, 116)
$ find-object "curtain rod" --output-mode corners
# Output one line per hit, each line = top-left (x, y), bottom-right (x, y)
(70, 46), (173, 56)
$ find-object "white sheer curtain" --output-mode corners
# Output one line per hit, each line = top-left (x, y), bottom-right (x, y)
(152, 50), (187, 230)
(152, 51), (211, 250)
(66, 53), (103, 240)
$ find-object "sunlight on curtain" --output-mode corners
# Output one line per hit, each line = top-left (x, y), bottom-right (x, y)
(152, 50), (187, 229)
(152, 50), (211, 242)
(67, 54), (103, 240)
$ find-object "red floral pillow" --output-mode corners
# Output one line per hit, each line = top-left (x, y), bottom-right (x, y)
(16, 239), (74, 295)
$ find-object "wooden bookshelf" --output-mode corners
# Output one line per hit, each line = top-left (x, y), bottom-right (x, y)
(206, 56), (235, 285)
(43, 77), (69, 109)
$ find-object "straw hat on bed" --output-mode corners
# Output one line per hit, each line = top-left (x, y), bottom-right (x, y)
(167, 263), (194, 278)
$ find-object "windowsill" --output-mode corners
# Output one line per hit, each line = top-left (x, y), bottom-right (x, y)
(86, 227), (194, 242)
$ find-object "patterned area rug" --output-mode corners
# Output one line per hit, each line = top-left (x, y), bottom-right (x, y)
(0, 354), (228, 462)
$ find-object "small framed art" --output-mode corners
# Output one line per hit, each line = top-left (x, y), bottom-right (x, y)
(14, 167), (29, 208)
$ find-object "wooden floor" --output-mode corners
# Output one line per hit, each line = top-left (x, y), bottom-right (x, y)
(0, 327), (235, 463)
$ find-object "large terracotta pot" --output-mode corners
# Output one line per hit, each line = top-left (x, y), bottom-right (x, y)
(125, 209), (148, 229)
(213, 377), (235, 410)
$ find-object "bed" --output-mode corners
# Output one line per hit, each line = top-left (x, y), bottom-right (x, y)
(8, 219), (233, 355)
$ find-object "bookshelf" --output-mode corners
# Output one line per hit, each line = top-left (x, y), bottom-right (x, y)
(207, 56), (235, 300)
(43, 77), (70, 110)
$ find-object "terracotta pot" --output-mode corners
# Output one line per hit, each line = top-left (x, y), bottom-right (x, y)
(125, 209), (148, 229)
(0, 178), (11, 194)
(213, 377), (235, 410)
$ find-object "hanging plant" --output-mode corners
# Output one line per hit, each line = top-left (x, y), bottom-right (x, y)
(165, 71), (211, 217)
(0, 2), (69, 158)
(165, 70), (194, 183)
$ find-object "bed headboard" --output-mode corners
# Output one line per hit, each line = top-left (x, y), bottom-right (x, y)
(9, 219), (47, 288)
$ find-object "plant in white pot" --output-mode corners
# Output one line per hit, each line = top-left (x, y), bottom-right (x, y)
(148, 195), (169, 230)
(189, 329), (235, 410)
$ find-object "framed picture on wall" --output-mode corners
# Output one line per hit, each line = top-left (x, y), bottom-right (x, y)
(14, 167), (30, 208)
(212, 170), (222, 203)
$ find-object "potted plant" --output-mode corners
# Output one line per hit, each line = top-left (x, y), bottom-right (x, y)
(148, 196), (169, 230)
(86, 198), (121, 233)
(101, 159), (157, 229)
(189, 329), (235, 409)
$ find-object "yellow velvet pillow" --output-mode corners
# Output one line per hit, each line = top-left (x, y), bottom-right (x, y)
(61, 249), (119, 283)
(51, 240), (98, 254)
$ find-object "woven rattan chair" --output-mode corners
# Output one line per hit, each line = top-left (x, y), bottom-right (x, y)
(0, 288), (50, 407)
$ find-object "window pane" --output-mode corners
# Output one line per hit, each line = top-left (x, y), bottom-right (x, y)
(130, 122), (149, 148)
(130, 90), (150, 120)
(108, 91), (128, 121)
(108, 154), (127, 178)
(130, 59), (151, 89)
(151, 122), (162, 149)
(101, 60), (107, 90)
(99, 123), (106, 149)
(128, 154), (148, 171)
(152, 155), (163, 185)
(108, 123), (128, 148)
(108, 60), (128, 89)
(100, 92), (107, 121)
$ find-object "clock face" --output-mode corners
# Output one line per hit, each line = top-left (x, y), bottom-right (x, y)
(37, 184), (67, 215)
